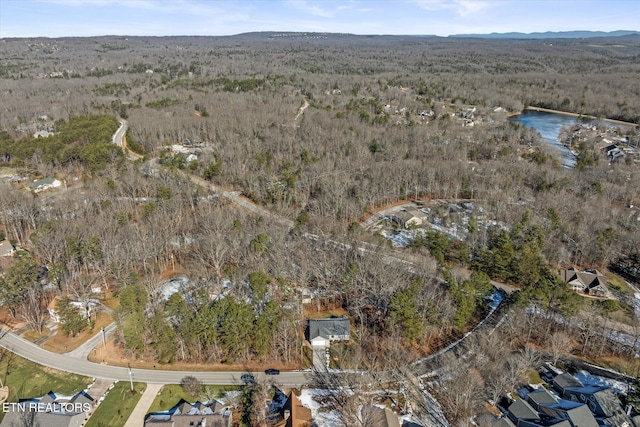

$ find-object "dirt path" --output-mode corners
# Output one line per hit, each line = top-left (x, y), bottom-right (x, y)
(294, 96), (309, 122)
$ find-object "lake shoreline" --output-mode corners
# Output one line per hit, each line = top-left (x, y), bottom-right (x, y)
(514, 106), (639, 128)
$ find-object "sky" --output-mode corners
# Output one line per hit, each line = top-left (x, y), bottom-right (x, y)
(0, 0), (638, 38)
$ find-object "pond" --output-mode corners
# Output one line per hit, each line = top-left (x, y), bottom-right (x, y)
(509, 110), (578, 168)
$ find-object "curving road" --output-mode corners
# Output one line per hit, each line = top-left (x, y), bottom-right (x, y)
(112, 118), (127, 148)
(0, 327), (315, 386)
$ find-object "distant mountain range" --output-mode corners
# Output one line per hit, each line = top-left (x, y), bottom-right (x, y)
(448, 30), (639, 39)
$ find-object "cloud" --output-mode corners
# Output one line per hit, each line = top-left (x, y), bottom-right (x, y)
(34, 0), (230, 16)
(287, 0), (339, 18)
(454, 0), (491, 16)
(411, 0), (494, 16)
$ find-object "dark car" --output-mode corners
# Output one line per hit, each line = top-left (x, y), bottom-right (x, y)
(264, 368), (280, 375)
(240, 374), (255, 383)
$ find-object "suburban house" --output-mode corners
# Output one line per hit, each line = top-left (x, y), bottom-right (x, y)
(0, 390), (94, 427)
(551, 373), (584, 395)
(561, 385), (632, 427)
(144, 399), (232, 427)
(550, 372), (632, 427)
(307, 317), (350, 344)
(392, 208), (424, 229)
(503, 389), (599, 427)
(526, 388), (558, 411)
(506, 399), (540, 425)
(497, 369), (634, 427)
(47, 296), (97, 323)
(536, 400), (599, 427)
(559, 268), (609, 297)
(0, 240), (15, 257)
(307, 316), (350, 370)
(26, 177), (62, 193)
(272, 392), (312, 427)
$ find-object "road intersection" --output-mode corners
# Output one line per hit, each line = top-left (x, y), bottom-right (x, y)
(0, 327), (314, 386)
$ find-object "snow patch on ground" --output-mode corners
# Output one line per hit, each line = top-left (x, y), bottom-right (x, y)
(298, 389), (342, 426)
(573, 370), (630, 395)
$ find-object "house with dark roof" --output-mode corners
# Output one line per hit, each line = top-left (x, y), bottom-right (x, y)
(307, 316), (350, 370)
(494, 417), (517, 427)
(144, 399), (232, 427)
(536, 400), (599, 427)
(550, 372), (632, 427)
(560, 268), (609, 297)
(517, 419), (572, 427)
(0, 390), (94, 427)
(562, 386), (632, 427)
(498, 372), (632, 427)
(552, 373), (584, 396)
(526, 388), (558, 411)
(306, 317), (350, 342)
(507, 399), (540, 424)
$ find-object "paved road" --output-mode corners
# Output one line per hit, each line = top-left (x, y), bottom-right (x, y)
(64, 322), (117, 359)
(0, 328), (314, 386)
(112, 118), (127, 148)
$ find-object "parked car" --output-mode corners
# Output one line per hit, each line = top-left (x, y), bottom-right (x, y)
(264, 368), (280, 375)
(240, 374), (255, 383)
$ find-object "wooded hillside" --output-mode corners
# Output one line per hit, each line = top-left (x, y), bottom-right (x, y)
(1, 33), (640, 426)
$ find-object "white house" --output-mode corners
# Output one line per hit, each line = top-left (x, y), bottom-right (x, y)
(0, 240), (16, 257)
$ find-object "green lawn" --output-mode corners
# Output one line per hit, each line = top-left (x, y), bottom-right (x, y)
(85, 381), (146, 427)
(148, 384), (239, 413)
(1, 352), (91, 401)
(0, 352), (92, 421)
(606, 271), (633, 295)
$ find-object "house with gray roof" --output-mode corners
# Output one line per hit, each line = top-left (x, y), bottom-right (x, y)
(517, 420), (572, 427)
(307, 316), (350, 370)
(144, 399), (232, 427)
(394, 208), (424, 229)
(548, 372), (632, 427)
(307, 317), (350, 342)
(507, 400), (540, 424)
(537, 400), (599, 427)
(562, 386), (632, 427)
(494, 417), (517, 427)
(527, 388), (559, 411)
(552, 373), (584, 395)
(560, 268), (609, 297)
(0, 390), (93, 427)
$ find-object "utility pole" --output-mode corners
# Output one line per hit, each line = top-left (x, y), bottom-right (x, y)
(101, 327), (106, 350)
(128, 364), (134, 392)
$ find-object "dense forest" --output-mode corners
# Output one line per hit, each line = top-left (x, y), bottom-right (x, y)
(1, 33), (640, 426)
